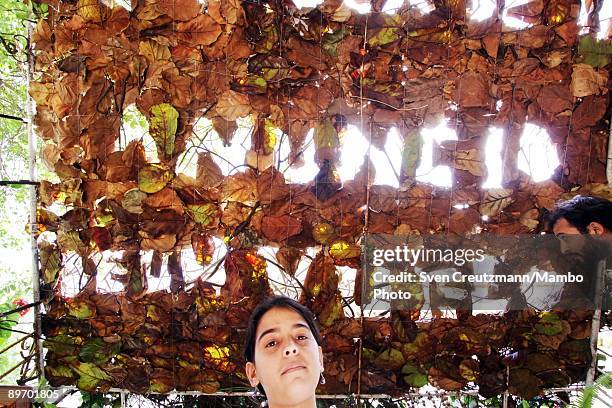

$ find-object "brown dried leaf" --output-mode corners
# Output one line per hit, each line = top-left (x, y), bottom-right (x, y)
(572, 95), (607, 130)
(480, 189), (514, 217)
(143, 187), (185, 215)
(455, 72), (491, 108)
(256, 167), (290, 204)
(506, 0), (544, 22)
(428, 367), (464, 391)
(176, 14), (222, 46)
(452, 149), (486, 176)
(139, 40), (171, 63)
(532, 180), (563, 210)
(216, 90), (251, 121)
(536, 84), (573, 114)
(571, 64), (608, 97)
(140, 232), (177, 252)
(286, 36), (327, 71)
(155, 0), (201, 21)
(260, 215), (302, 242)
(222, 171), (258, 203)
(275, 246), (303, 276)
(196, 152), (224, 189)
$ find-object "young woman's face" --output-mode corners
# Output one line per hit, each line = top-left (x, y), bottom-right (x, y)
(245, 307), (324, 407)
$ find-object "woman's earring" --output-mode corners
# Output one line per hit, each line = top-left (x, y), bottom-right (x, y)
(319, 373), (326, 385)
(252, 387), (261, 397)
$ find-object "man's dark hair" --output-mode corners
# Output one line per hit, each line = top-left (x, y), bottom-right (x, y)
(549, 195), (612, 232)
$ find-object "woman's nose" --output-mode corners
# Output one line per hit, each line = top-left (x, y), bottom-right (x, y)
(284, 341), (298, 356)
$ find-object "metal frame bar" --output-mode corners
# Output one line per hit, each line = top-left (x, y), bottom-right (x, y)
(586, 259), (607, 386)
(48, 384), (587, 399)
(25, 9), (44, 381)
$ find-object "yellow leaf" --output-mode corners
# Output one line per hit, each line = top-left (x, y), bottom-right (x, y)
(138, 164), (173, 194)
(149, 103), (178, 159)
(77, 0), (105, 23)
(329, 240), (361, 260)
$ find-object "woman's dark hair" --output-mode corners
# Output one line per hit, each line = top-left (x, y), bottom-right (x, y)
(244, 296), (322, 364)
(549, 195), (612, 233)
(244, 296), (323, 397)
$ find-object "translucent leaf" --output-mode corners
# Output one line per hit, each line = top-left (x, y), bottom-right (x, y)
(367, 15), (401, 47)
(186, 203), (219, 227)
(79, 338), (120, 364)
(401, 128), (422, 182)
(323, 27), (349, 57)
(329, 240), (361, 260)
(535, 312), (564, 336)
(43, 335), (78, 356)
(39, 241), (62, 284)
(76, 0), (105, 23)
(479, 188), (514, 217)
(203, 345), (234, 373)
(67, 299), (95, 319)
(374, 348), (405, 370)
(138, 164), (173, 194)
(72, 361), (112, 392)
(149, 103), (178, 159)
(577, 36), (612, 68)
(453, 149), (485, 176)
(215, 90), (251, 121)
(191, 233), (214, 265)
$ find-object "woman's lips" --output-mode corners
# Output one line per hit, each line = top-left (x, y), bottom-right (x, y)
(282, 365), (306, 375)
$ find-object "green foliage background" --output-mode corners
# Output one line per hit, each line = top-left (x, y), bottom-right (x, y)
(0, 0), (39, 385)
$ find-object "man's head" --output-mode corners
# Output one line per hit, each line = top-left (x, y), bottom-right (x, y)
(549, 195), (612, 236)
(549, 195), (611, 260)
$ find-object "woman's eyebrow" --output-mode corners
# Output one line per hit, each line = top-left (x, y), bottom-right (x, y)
(257, 323), (310, 343)
(258, 327), (279, 343)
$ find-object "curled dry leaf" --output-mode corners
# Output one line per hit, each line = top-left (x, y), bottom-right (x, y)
(275, 246), (303, 276)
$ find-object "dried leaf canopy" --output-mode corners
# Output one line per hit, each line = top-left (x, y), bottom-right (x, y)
(33, 0), (610, 398)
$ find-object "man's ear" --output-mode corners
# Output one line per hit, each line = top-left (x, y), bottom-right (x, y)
(245, 362), (259, 387)
(318, 345), (324, 372)
(587, 222), (606, 235)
